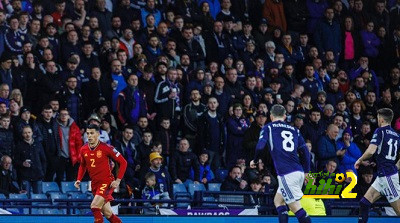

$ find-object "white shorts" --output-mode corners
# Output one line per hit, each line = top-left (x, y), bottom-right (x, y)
(277, 171), (304, 204)
(371, 173), (400, 203)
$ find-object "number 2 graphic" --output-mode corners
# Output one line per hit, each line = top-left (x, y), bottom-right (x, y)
(90, 159), (96, 167)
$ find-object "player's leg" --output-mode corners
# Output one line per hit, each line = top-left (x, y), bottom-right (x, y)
(102, 202), (122, 223)
(274, 193), (288, 223)
(389, 199), (400, 215)
(91, 195), (106, 223)
(359, 186), (381, 223)
(287, 200), (311, 223)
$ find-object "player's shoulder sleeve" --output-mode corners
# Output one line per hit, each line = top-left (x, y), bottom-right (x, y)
(370, 127), (383, 146)
(101, 142), (122, 158)
(259, 124), (270, 142)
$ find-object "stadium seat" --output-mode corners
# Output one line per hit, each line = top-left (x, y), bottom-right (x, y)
(9, 193), (28, 200)
(215, 169), (228, 182)
(173, 183), (190, 197)
(0, 194), (6, 199)
(42, 208), (61, 215)
(50, 193), (68, 205)
(207, 183), (221, 191)
(188, 183), (206, 196)
(31, 208), (43, 214)
(80, 181), (89, 193)
(61, 181), (77, 193)
(31, 194), (50, 206)
(42, 182), (60, 194)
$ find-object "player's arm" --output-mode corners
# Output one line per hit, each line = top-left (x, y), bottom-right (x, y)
(109, 146), (128, 188)
(253, 127), (268, 164)
(298, 134), (311, 173)
(355, 144), (377, 169)
(75, 150), (87, 189)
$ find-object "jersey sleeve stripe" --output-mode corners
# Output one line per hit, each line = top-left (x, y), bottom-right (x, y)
(268, 125), (273, 151)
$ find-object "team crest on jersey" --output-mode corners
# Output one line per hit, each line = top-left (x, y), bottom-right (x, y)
(97, 150), (102, 158)
(161, 173), (165, 177)
(84, 153), (88, 157)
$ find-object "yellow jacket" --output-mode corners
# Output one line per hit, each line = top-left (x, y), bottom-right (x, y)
(288, 198), (326, 216)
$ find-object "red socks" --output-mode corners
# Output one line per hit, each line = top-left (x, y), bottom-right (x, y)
(107, 214), (122, 223)
(91, 208), (104, 223)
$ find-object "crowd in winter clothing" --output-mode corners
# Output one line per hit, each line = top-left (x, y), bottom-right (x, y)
(0, 0), (399, 206)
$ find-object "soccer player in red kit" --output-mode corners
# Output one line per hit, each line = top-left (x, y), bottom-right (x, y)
(74, 124), (127, 223)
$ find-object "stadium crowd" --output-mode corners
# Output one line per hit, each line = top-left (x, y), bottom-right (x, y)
(0, 0), (399, 208)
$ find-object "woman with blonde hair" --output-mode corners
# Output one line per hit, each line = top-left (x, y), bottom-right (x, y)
(9, 89), (23, 107)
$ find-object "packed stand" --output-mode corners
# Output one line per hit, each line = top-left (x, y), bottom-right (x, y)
(0, 0), (399, 210)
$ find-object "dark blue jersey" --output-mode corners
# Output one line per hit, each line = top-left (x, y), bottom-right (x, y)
(254, 120), (310, 176)
(370, 126), (400, 176)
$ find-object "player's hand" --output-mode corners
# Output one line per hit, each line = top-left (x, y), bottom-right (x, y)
(110, 179), (121, 189)
(74, 180), (81, 189)
(354, 159), (362, 170)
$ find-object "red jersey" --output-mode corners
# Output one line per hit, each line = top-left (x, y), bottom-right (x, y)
(76, 142), (127, 183)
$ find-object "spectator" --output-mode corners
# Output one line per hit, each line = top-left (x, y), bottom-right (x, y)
(183, 89), (206, 146)
(37, 105), (61, 182)
(140, 152), (172, 199)
(0, 155), (21, 196)
(154, 117), (174, 163)
(37, 60), (64, 112)
(314, 8), (342, 60)
(137, 131), (153, 170)
(140, 0), (161, 28)
(221, 165), (248, 191)
(0, 115), (13, 157)
(56, 108), (82, 181)
(262, 0), (287, 32)
(0, 56), (13, 93)
(15, 106), (42, 143)
(141, 172), (170, 208)
(117, 73), (147, 126)
(301, 65), (322, 101)
(243, 111), (268, 163)
(14, 125), (46, 194)
(57, 75), (83, 126)
(114, 125), (140, 189)
(317, 124), (339, 170)
(360, 21), (381, 59)
(336, 127), (362, 174)
(302, 108), (327, 154)
(169, 138), (200, 187)
(110, 59), (127, 112)
(354, 167), (374, 198)
(82, 67), (112, 118)
(226, 103), (250, 168)
(190, 150), (214, 184)
(91, 0), (112, 35)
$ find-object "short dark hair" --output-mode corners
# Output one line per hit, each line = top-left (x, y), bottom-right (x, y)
(270, 104), (286, 117)
(377, 108), (394, 123)
(42, 104), (53, 111)
(87, 124), (100, 132)
(229, 165), (241, 173)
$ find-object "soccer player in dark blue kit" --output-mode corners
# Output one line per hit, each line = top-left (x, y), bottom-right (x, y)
(355, 108), (400, 222)
(252, 104), (311, 223)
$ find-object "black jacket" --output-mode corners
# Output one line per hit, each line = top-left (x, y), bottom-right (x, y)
(13, 139), (47, 181)
(81, 77), (112, 118)
(221, 177), (247, 191)
(177, 39), (205, 63)
(0, 167), (19, 196)
(154, 79), (181, 119)
(0, 128), (14, 157)
(169, 150), (200, 182)
(37, 118), (61, 160)
(196, 112), (225, 154)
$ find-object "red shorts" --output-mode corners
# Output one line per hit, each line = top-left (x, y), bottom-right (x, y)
(91, 181), (114, 203)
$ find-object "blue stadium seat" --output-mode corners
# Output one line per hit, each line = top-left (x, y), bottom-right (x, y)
(50, 193), (68, 205)
(42, 208), (61, 215)
(173, 183), (190, 199)
(188, 183), (206, 196)
(80, 181), (89, 193)
(207, 183), (221, 191)
(31, 208), (43, 214)
(42, 182), (60, 194)
(30, 194), (50, 206)
(9, 193), (28, 200)
(0, 194), (6, 199)
(61, 181), (77, 193)
(215, 169), (228, 182)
